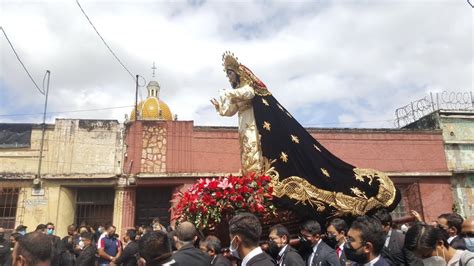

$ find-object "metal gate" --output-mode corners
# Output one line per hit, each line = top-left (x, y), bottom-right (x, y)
(0, 187), (19, 229)
(135, 187), (173, 228)
(75, 188), (114, 228)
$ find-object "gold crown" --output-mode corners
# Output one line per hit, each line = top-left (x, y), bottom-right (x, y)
(222, 51), (240, 74)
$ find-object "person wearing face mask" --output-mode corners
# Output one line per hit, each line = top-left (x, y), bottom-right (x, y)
(344, 216), (389, 266)
(113, 229), (139, 266)
(44, 222), (63, 266)
(438, 213), (468, 250)
(76, 232), (97, 266)
(404, 223), (474, 266)
(267, 224), (304, 266)
(97, 225), (122, 265)
(228, 212), (275, 266)
(462, 216), (474, 252)
(299, 220), (339, 266)
(45, 223), (55, 236)
(326, 218), (349, 266)
(371, 209), (405, 265)
(204, 235), (231, 266)
(14, 225), (27, 236)
(0, 227), (12, 266)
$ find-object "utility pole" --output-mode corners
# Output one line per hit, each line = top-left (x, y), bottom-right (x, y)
(35, 70), (51, 189)
(135, 74), (139, 120)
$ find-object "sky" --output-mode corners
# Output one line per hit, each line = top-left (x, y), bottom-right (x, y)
(1, 0), (473, 128)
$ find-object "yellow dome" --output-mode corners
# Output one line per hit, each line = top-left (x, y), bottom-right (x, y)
(130, 79), (173, 121)
(130, 97), (173, 121)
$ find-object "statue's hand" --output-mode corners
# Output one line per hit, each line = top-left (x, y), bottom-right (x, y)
(210, 98), (220, 111)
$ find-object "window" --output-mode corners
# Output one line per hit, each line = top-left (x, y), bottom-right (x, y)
(391, 185), (408, 219)
(0, 188), (19, 229)
(75, 188), (114, 228)
(135, 187), (173, 228)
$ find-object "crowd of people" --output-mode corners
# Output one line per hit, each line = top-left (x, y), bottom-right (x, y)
(1, 211), (474, 266)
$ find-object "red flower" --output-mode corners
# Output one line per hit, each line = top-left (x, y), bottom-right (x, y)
(172, 173), (276, 228)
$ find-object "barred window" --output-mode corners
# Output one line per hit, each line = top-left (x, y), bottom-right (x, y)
(75, 188), (114, 228)
(0, 188), (19, 229)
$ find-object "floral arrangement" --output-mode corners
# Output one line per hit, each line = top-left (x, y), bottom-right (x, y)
(172, 173), (276, 229)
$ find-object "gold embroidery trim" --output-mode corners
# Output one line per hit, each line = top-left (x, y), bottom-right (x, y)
(313, 144), (321, 152)
(291, 134), (300, 144)
(263, 158), (398, 216)
(321, 168), (330, 177)
(263, 121), (271, 131)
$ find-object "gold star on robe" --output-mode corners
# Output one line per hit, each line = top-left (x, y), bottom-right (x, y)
(313, 144), (321, 152)
(290, 134), (300, 144)
(263, 121), (271, 131)
(321, 168), (330, 177)
(262, 98), (269, 106)
(280, 152), (288, 163)
(277, 104), (284, 111)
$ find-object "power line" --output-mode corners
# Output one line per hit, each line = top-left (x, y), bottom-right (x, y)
(75, 0), (135, 82)
(0, 105), (134, 117)
(1, 26), (44, 95)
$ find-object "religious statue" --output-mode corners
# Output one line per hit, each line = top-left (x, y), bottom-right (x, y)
(211, 52), (400, 219)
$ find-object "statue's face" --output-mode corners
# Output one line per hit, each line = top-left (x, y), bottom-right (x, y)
(226, 69), (239, 89)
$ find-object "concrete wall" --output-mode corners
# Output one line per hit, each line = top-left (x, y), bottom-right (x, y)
(439, 114), (474, 217)
(0, 119), (122, 177)
(0, 127), (53, 175)
(440, 116), (474, 171)
(15, 183), (76, 237)
(452, 174), (474, 217)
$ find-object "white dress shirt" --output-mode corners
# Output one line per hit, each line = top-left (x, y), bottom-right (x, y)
(308, 239), (322, 266)
(278, 245), (288, 266)
(384, 229), (392, 247)
(242, 246), (263, 266)
(448, 235), (456, 244)
(363, 255), (381, 266)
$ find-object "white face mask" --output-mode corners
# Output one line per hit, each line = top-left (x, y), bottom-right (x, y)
(422, 256), (446, 266)
(229, 236), (240, 260)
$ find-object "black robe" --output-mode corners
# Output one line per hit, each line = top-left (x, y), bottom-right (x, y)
(252, 92), (400, 220)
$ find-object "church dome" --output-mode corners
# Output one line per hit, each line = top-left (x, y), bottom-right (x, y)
(130, 79), (173, 121)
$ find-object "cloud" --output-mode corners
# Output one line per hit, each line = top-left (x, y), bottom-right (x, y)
(1, 0), (472, 128)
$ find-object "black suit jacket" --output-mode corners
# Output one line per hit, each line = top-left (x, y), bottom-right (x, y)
(374, 257), (390, 266)
(246, 252), (276, 266)
(0, 239), (11, 266)
(382, 230), (405, 265)
(172, 244), (211, 266)
(75, 245), (97, 266)
(305, 241), (340, 266)
(403, 248), (423, 266)
(115, 241), (138, 266)
(212, 254), (231, 266)
(350, 256), (390, 266)
(451, 235), (467, 250)
(338, 246), (348, 266)
(280, 246), (305, 266)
